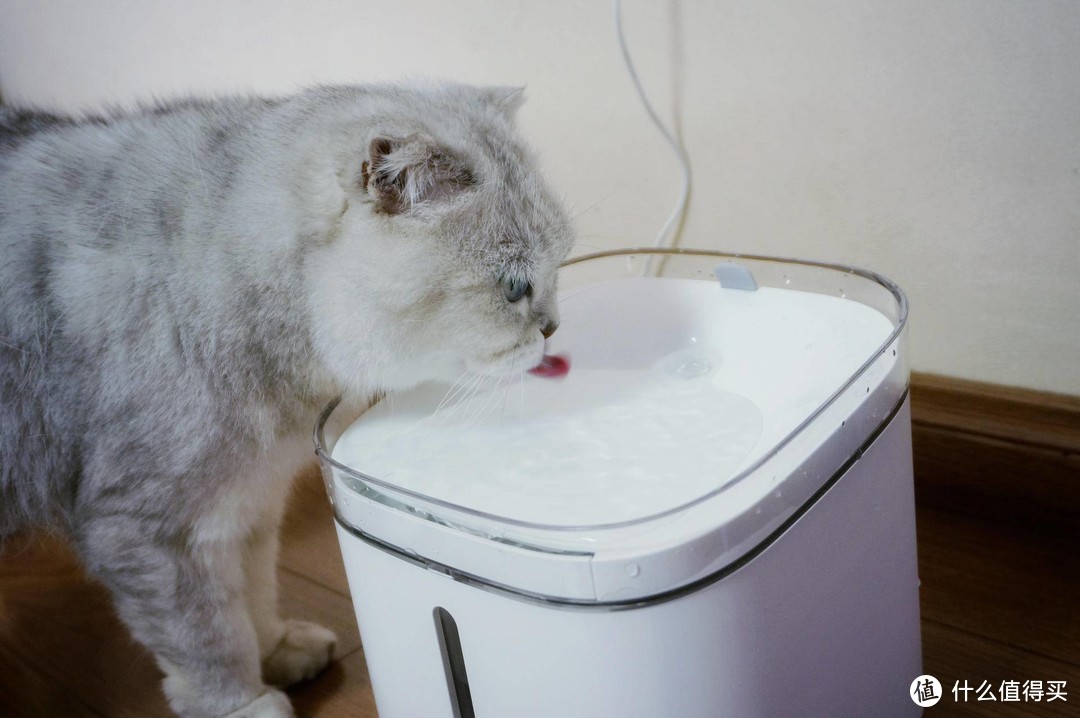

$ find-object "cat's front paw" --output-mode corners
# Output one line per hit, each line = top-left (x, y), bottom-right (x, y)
(262, 619), (338, 686)
(223, 689), (294, 718)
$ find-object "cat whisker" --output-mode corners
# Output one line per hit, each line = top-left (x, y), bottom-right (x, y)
(499, 370), (518, 424)
(483, 377), (510, 426)
(430, 371), (487, 427)
(511, 358), (528, 422)
(568, 191), (614, 222)
(519, 365), (526, 421)
(489, 374), (515, 424)
(474, 370), (512, 426)
(500, 355), (518, 421)
(461, 374), (499, 426)
(501, 367), (524, 423)
(470, 372), (513, 427)
(424, 369), (476, 426)
(568, 240), (609, 253)
(446, 372), (488, 414)
(433, 370), (472, 413)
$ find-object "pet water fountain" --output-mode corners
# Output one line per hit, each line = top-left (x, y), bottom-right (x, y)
(315, 248), (922, 717)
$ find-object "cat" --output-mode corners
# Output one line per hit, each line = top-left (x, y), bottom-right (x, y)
(0, 82), (574, 717)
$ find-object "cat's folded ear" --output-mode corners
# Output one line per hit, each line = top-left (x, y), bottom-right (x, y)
(362, 134), (474, 216)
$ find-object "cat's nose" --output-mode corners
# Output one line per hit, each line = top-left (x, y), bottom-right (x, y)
(541, 320), (559, 339)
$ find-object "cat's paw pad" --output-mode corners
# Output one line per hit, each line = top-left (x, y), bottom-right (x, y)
(262, 620), (337, 687)
(224, 689), (294, 718)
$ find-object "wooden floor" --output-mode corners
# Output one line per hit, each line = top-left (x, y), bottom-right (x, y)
(1, 457), (1077, 717)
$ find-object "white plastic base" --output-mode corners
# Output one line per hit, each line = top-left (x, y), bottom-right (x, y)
(335, 400), (922, 718)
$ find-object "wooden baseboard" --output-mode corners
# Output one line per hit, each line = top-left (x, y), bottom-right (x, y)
(909, 372), (1080, 535)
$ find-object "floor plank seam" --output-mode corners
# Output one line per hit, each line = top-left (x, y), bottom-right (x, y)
(922, 616), (1080, 670)
(334, 644), (366, 662)
(913, 420), (1080, 459)
(280, 563), (353, 600)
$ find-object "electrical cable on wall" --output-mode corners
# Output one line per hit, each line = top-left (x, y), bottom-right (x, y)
(613, 0), (692, 257)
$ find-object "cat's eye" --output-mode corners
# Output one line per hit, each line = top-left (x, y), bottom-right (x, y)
(501, 275), (531, 303)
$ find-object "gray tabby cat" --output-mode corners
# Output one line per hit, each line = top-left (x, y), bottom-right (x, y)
(0, 83), (574, 717)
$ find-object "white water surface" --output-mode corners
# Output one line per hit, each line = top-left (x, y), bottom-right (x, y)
(333, 277), (894, 527)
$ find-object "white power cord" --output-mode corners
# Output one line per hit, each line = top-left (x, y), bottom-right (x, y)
(613, 0), (692, 256)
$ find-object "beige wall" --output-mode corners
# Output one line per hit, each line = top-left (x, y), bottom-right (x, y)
(2, 0), (1078, 394)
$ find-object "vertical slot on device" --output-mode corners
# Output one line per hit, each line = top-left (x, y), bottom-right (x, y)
(433, 606), (475, 718)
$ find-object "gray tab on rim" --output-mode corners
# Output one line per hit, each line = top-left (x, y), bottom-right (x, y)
(714, 262), (758, 291)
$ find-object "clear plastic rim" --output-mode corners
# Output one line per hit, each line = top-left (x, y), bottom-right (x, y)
(313, 247), (909, 534)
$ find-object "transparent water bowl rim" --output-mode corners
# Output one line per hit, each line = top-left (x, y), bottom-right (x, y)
(313, 247), (909, 534)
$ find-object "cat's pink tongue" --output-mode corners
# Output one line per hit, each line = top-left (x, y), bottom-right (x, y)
(528, 354), (570, 379)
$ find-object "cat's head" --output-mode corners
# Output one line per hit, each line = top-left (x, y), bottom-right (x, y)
(303, 84), (575, 395)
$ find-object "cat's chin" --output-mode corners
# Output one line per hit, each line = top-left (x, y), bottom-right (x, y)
(466, 344), (545, 378)
(369, 358), (523, 393)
